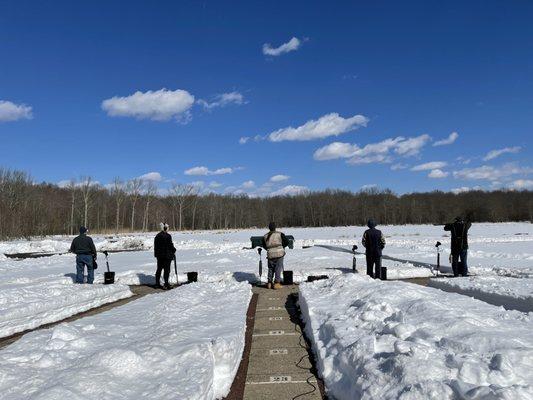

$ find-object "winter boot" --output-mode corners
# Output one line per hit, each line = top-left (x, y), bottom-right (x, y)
(273, 282), (283, 290)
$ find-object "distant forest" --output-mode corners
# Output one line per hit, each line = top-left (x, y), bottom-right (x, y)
(1, 168), (532, 240)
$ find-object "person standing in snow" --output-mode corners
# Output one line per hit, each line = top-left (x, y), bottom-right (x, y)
(262, 222), (290, 289)
(154, 222), (176, 290)
(69, 226), (97, 284)
(444, 216), (472, 277)
(362, 219), (386, 279)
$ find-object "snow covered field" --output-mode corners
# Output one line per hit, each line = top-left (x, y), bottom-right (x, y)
(0, 281), (251, 400)
(300, 274), (533, 400)
(0, 282), (132, 338)
(0, 223), (531, 336)
(429, 276), (533, 312)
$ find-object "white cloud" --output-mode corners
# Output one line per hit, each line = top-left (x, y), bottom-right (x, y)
(411, 161), (448, 171)
(509, 179), (533, 190)
(242, 180), (255, 189)
(0, 100), (33, 122)
(269, 113), (369, 142)
(390, 163), (408, 171)
(453, 163), (532, 181)
(209, 181), (222, 188)
(262, 37), (301, 56)
(483, 146), (521, 161)
(360, 184), (378, 191)
(348, 154), (392, 165)
(314, 134), (430, 165)
(190, 181), (205, 188)
(101, 88), (195, 122)
(184, 166), (237, 176)
(394, 134), (431, 156)
(270, 185), (309, 196)
(239, 137), (249, 145)
(270, 174), (290, 182)
(197, 91), (245, 110)
(433, 131), (459, 146)
(428, 169), (449, 179)
(451, 186), (483, 194)
(138, 172), (162, 182)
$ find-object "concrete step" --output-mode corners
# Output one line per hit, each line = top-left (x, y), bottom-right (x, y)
(247, 348), (313, 375)
(244, 373), (322, 400)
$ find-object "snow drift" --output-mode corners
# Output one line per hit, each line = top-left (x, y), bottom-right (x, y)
(0, 282), (132, 338)
(0, 281), (251, 399)
(429, 275), (533, 313)
(299, 274), (533, 400)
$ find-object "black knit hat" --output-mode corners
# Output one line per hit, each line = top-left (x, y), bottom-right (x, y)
(268, 222), (276, 231)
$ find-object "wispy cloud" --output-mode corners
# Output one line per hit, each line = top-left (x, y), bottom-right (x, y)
(411, 161), (448, 171)
(390, 163), (408, 171)
(184, 166), (239, 176)
(241, 180), (255, 189)
(483, 146), (521, 161)
(138, 172), (162, 182)
(270, 185), (309, 196)
(433, 131), (458, 146)
(268, 113), (368, 142)
(453, 163), (532, 181)
(270, 174), (290, 182)
(197, 91), (245, 110)
(314, 134), (431, 165)
(263, 37), (301, 56)
(509, 179), (533, 190)
(102, 88), (195, 122)
(0, 100), (33, 122)
(428, 169), (449, 179)
(451, 186), (483, 194)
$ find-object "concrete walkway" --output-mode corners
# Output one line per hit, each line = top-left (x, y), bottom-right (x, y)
(243, 285), (325, 400)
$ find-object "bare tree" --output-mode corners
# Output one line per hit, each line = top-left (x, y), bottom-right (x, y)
(110, 178), (125, 234)
(170, 183), (196, 231)
(126, 178), (143, 232)
(79, 176), (94, 228)
(67, 179), (77, 235)
(142, 181), (158, 232)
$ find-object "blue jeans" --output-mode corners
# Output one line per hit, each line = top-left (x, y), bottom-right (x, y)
(267, 256), (284, 283)
(452, 250), (468, 276)
(76, 254), (94, 284)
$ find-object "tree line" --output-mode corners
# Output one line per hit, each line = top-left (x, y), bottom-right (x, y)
(0, 167), (531, 240)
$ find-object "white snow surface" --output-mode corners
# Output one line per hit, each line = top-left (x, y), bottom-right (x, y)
(299, 274), (533, 400)
(428, 276), (533, 312)
(0, 282), (132, 338)
(1, 223), (531, 335)
(0, 281), (251, 400)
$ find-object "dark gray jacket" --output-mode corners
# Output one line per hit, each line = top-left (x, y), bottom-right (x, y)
(362, 226), (385, 257)
(70, 234), (97, 258)
(444, 220), (472, 254)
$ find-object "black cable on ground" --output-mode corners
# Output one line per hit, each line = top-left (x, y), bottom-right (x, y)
(290, 292), (319, 400)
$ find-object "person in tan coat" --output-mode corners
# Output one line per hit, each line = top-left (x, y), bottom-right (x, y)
(262, 222), (290, 289)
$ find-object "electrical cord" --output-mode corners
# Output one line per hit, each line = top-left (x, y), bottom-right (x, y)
(290, 294), (320, 400)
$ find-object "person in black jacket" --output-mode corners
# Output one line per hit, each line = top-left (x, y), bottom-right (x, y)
(154, 223), (176, 289)
(444, 216), (472, 276)
(362, 219), (386, 279)
(70, 226), (97, 284)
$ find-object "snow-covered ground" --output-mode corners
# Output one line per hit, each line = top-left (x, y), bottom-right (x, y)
(0, 282), (132, 338)
(300, 274), (533, 400)
(0, 223), (531, 336)
(0, 281), (251, 400)
(429, 276), (533, 312)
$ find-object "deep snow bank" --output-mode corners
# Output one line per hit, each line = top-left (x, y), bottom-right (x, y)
(0, 282), (132, 338)
(428, 276), (533, 313)
(0, 281), (251, 400)
(299, 274), (533, 400)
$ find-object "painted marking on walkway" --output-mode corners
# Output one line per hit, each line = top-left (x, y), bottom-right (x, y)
(269, 316), (283, 321)
(246, 377), (318, 385)
(269, 349), (288, 355)
(256, 306), (296, 311)
(252, 331), (298, 337)
(268, 297), (281, 300)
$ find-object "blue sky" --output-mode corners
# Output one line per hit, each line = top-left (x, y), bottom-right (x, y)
(0, 0), (531, 195)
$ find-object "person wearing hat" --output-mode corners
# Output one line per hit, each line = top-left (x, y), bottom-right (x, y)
(154, 222), (176, 290)
(69, 226), (97, 284)
(444, 216), (472, 276)
(362, 219), (386, 278)
(262, 222), (290, 289)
